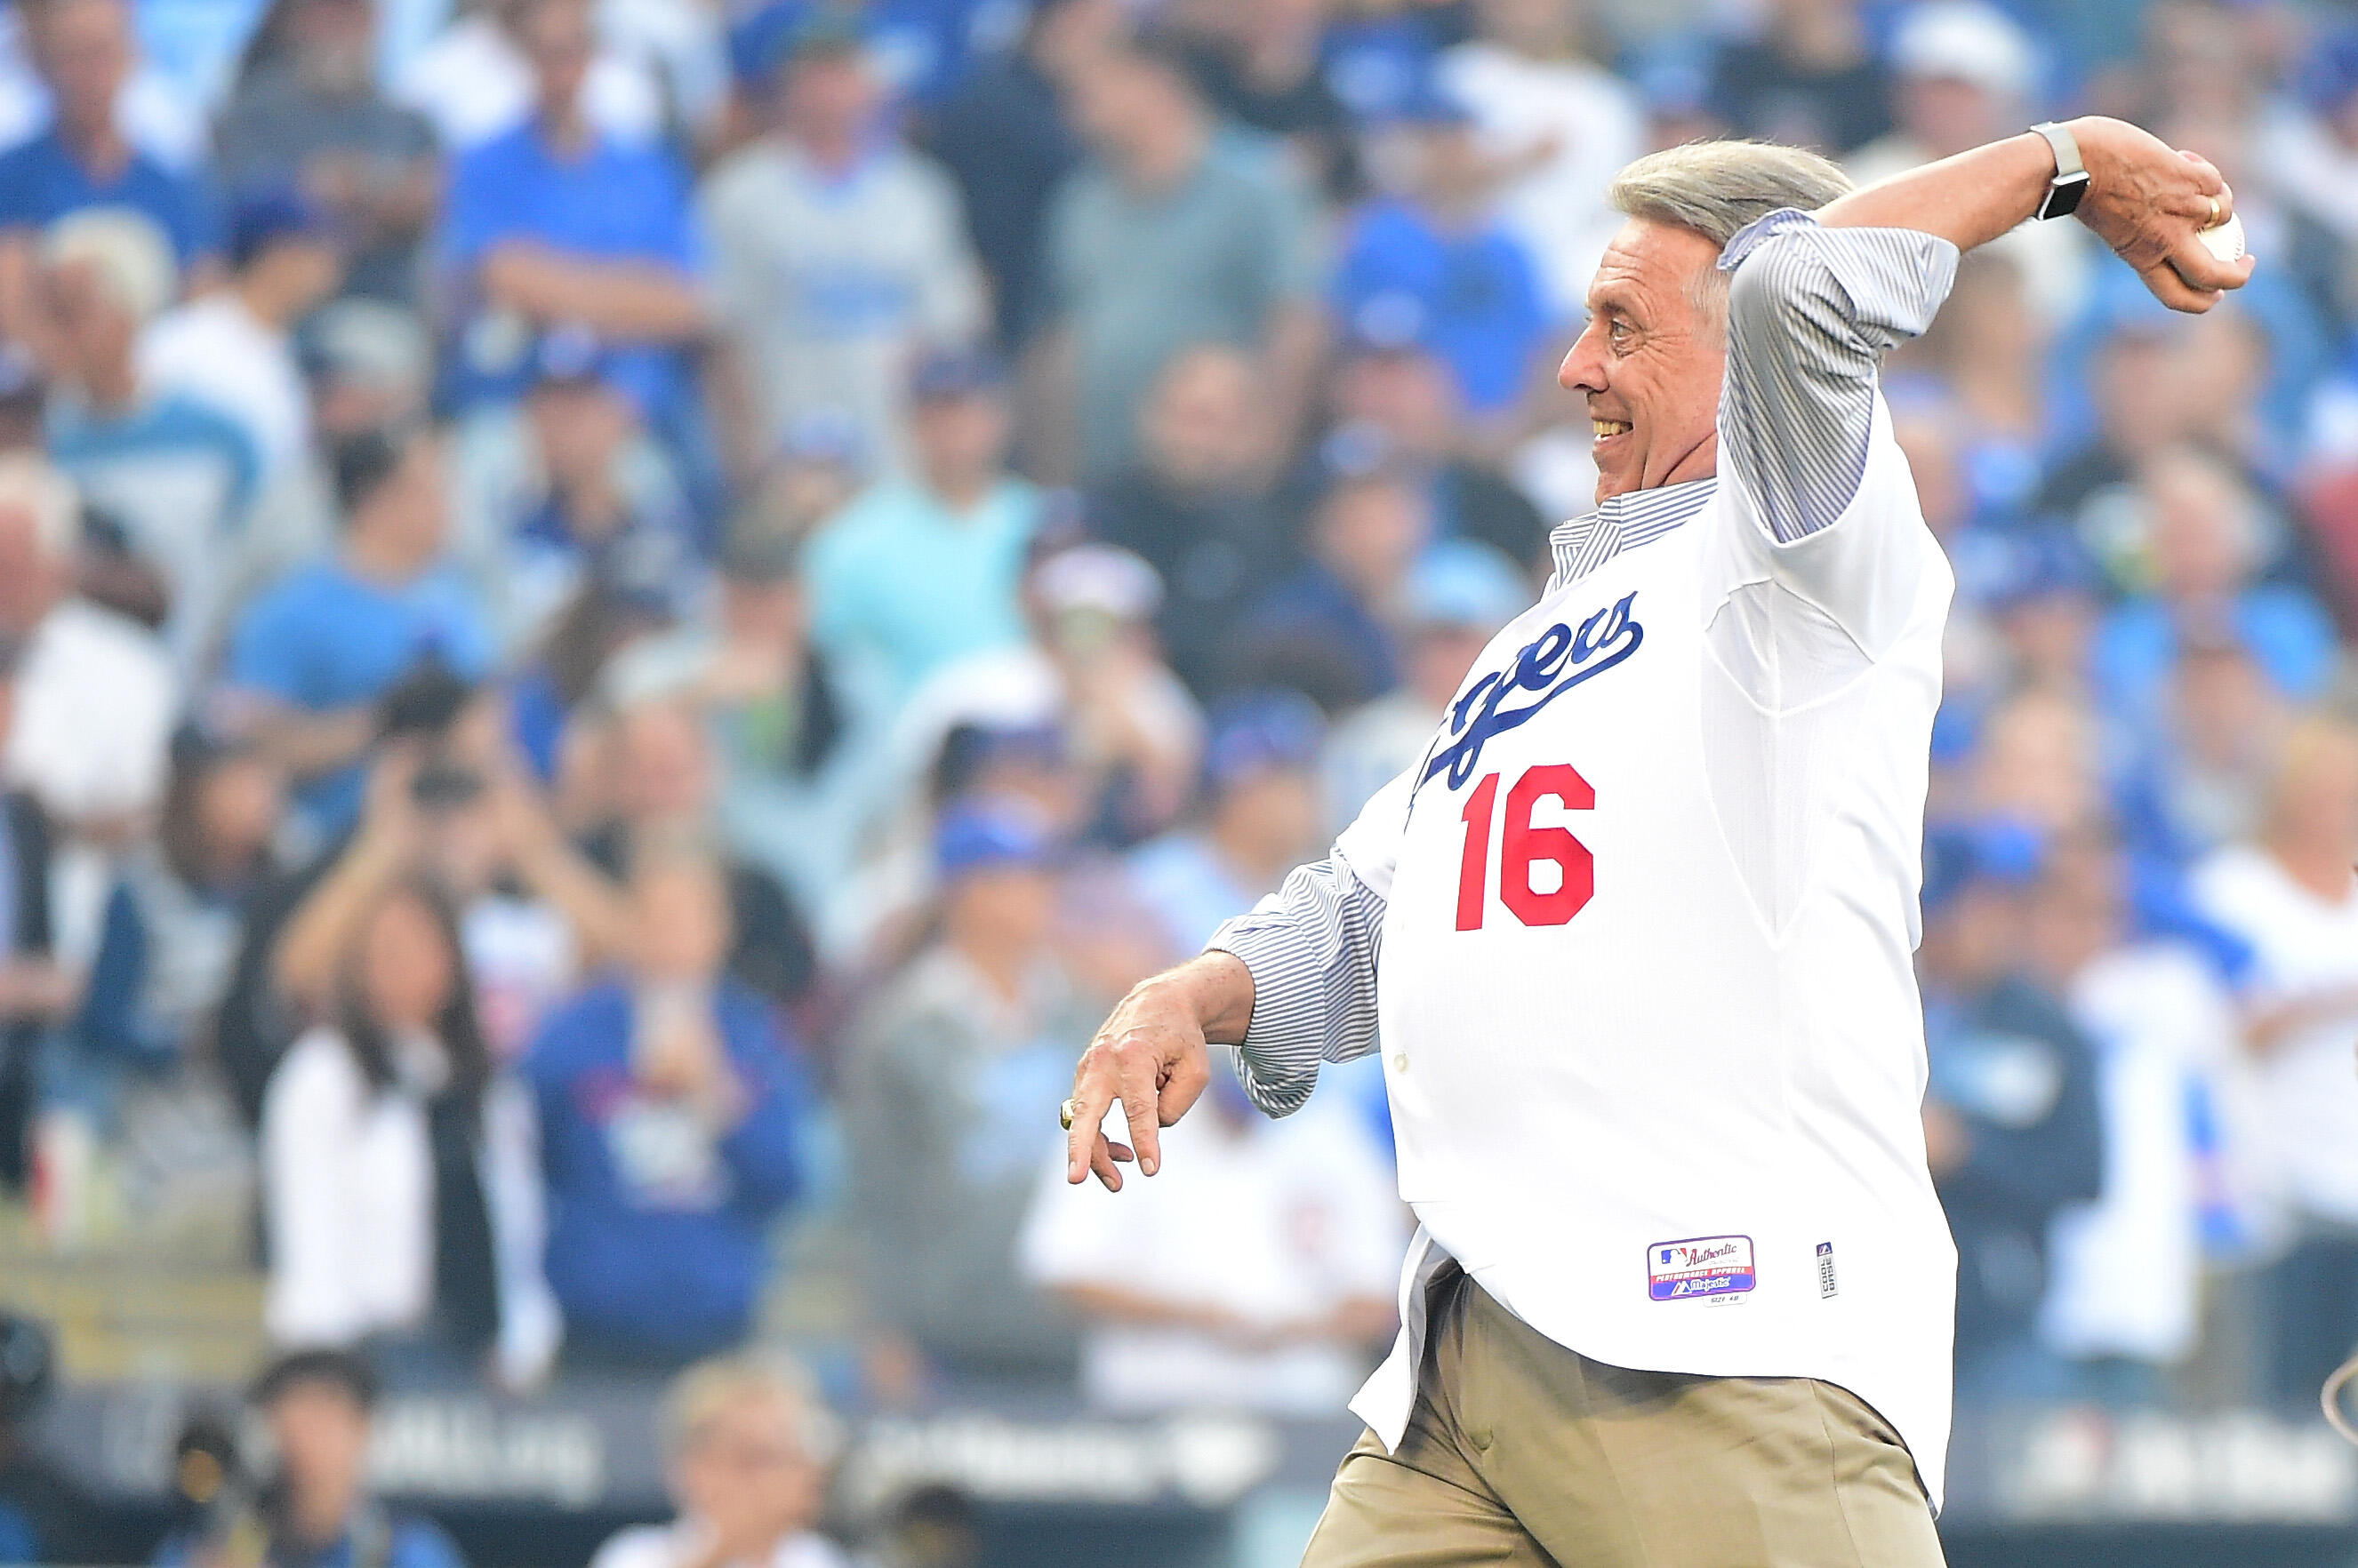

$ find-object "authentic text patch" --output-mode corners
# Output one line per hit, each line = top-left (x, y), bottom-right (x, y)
(1648, 1235), (1757, 1301)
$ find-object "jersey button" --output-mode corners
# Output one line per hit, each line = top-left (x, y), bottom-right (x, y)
(1391, 1052), (1408, 1072)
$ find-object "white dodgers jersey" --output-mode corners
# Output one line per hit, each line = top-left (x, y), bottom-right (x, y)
(1336, 398), (1959, 1504)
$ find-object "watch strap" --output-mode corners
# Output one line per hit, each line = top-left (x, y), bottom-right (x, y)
(2031, 121), (2089, 220)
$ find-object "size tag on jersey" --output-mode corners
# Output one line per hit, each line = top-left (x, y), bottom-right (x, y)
(1648, 1236), (1757, 1301)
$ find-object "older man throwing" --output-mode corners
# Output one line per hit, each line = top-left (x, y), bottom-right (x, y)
(1061, 120), (2250, 1564)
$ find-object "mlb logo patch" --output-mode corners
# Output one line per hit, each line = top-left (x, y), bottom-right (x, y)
(1648, 1235), (1757, 1301)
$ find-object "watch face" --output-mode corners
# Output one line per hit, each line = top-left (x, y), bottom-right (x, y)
(2041, 172), (2089, 220)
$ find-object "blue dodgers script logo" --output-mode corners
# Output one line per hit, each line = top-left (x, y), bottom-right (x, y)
(1648, 1236), (1758, 1301)
(1423, 593), (1644, 792)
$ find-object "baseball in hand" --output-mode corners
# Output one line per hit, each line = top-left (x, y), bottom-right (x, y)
(2198, 211), (2246, 263)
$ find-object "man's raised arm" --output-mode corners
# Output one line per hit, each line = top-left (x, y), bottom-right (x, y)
(1714, 116), (2251, 638)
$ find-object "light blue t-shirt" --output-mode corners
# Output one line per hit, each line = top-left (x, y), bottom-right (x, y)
(805, 475), (1040, 706)
(229, 556), (493, 830)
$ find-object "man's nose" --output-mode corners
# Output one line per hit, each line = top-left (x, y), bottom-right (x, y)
(1559, 324), (1606, 396)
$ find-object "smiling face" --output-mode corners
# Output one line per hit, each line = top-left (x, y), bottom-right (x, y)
(1557, 219), (1728, 504)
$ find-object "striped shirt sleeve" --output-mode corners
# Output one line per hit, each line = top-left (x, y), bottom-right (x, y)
(1206, 856), (1388, 1117)
(1716, 209), (1960, 544)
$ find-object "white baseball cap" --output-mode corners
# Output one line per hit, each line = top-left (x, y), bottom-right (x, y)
(1891, 1), (2037, 100)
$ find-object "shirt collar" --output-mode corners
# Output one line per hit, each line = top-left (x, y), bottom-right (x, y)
(1546, 476), (1718, 589)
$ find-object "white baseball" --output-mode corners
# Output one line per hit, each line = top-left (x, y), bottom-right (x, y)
(2198, 210), (2246, 263)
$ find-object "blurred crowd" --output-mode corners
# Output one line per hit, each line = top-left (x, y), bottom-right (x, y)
(0, 0), (2354, 1556)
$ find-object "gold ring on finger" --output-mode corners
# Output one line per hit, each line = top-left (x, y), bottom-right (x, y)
(2207, 195), (2221, 226)
(1059, 1098), (1078, 1131)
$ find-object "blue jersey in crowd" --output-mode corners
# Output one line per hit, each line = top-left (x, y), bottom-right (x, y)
(1333, 198), (1551, 413)
(441, 122), (705, 420)
(0, 128), (218, 267)
(525, 977), (811, 1357)
(227, 559), (494, 831)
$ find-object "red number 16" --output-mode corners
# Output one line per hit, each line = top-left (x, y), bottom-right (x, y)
(1455, 764), (1596, 931)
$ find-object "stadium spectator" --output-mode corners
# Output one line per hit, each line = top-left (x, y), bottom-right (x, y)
(0, 0), (217, 348)
(901, 538), (1202, 850)
(1889, 252), (2049, 524)
(1126, 692), (1325, 963)
(702, 19), (988, 482)
(1703, 0), (1891, 156)
(259, 874), (558, 1384)
(1322, 539), (1526, 832)
(2091, 447), (2339, 728)
(805, 348), (1040, 711)
(213, 0), (440, 306)
(920, 0), (1113, 349)
(2116, 632), (2289, 866)
(1434, 0), (1642, 318)
(2033, 311), (2207, 524)
(470, 328), (696, 652)
(845, 799), (1094, 1384)
(1918, 822), (2105, 1398)
(438, 0), (706, 428)
(588, 1353), (845, 1568)
(1085, 346), (1297, 700)
(601, 529), (855, 918)
(73, 727), (286, 1074)
(1034, 35), (1324, 483)
(0, 635), (71, 1192)
(236, 676), (623, 1111)
(1331, 92), (1551, 421)
(1022, 1052), (1404, 1413)
(1849, 3), (2091, 330)
(138, 189), (343, 491)
(1327, 326), (1552, 575)
(0, 452), (177, 837)
(526, 841), (813, 1367)
(40, 208), (259, 672)
(1239, 470), (1426, 712)
(2190, 715), (2358, 1408)
(1178, 0), (1360, 204)
(2029, 823), (2242, 1404)
(0, 1316), (92, 1565)
(155, 1350), (465, 1568)
(225, 424), (493, 839)
(573, 698), (820, 1012)
(1967, 686), (2107, 837)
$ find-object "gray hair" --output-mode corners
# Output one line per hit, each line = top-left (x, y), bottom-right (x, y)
(661, 1349), (843, 1467)
(44, 207), (175, 327)
(1607, 141), (1854, 330)
(1608, 140), (1855, 248)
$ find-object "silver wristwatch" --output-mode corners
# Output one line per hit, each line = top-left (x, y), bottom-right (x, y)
(2031, 121), (2089, 220)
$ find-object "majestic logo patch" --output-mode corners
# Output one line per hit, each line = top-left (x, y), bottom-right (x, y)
(1648, 1235), (1757, 1301)
(1422, 592), (1644, 794)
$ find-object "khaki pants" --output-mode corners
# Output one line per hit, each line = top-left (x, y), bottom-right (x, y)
(1302, 1268), (1946, 1568)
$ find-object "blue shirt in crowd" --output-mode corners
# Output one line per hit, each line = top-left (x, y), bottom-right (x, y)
(2091, 586), (2341, 724)
(525, 977), (811, 1357)
(1333, 198), (1549, 413)
(0, 128), (217, 268)
(228, 558), (493, 832)
(442, 122), (705, 420)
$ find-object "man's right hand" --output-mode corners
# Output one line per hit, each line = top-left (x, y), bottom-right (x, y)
(2066, 115), (2255, 314)
(1063, 954), (1253, 1189)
